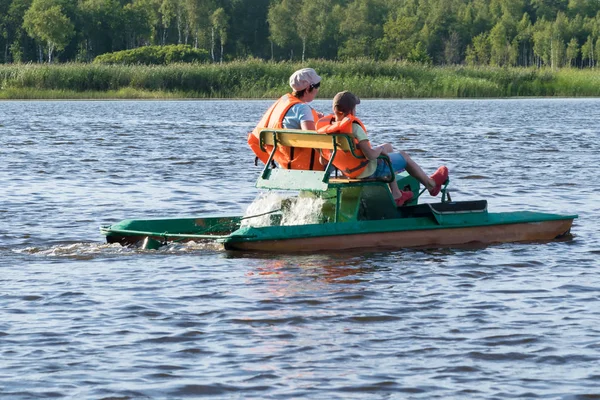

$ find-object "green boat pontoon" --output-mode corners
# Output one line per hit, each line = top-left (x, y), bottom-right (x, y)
(100, 129), (577, 252)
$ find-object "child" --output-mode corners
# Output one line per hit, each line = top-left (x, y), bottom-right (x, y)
(316, 91), (448, 206)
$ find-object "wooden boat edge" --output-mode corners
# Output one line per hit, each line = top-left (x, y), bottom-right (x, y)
(223, 218), (575, 252)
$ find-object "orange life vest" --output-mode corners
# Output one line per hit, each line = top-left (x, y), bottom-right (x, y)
(247, 94), (324, 170)
(316, 114), (371, 178)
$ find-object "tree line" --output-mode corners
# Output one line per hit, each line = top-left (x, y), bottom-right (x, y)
(1, 0), (600, 68)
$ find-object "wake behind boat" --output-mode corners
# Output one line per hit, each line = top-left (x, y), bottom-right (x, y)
(100, 129), (576, 252)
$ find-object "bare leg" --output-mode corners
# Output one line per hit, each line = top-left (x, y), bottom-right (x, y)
(389, 182), (403, 198)
(400, 151), (436, 192)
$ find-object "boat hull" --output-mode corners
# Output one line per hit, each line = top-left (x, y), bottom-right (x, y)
(100, 202), (577, 253)
(222, 218), (574, 252)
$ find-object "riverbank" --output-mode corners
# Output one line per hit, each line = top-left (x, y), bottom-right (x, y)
(1, 60), (600, 99)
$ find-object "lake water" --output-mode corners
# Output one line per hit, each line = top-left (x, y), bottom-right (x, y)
(1, 98), (599, 399)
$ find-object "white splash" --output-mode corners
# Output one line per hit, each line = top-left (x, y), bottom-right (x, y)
(280, 194), (325, 226)
(241, 191), (324, 227)
(15, 240), (225, 256)
(164, 240), (224, 252)
(15, 242), (128, 257)
(241, 191), (284, 227)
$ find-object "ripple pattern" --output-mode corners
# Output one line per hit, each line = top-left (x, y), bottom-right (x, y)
(1, 99), (599, 399)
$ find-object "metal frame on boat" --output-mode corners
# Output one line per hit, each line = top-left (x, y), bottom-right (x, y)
(100, 129), (577, 252)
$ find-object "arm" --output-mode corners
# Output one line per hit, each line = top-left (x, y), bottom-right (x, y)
(353, 122), (392, 160)
(357, 140), (384, 160)
(308, 104), (324, 119)
(300, 120), (316, 131)
(318, 150), (328, 166)
(298, 103), (316, 130)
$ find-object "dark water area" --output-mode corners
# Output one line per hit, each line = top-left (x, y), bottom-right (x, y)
(1, 98), (599, 399)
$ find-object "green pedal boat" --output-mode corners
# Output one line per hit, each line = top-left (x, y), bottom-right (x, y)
(100, 129), (577, 252)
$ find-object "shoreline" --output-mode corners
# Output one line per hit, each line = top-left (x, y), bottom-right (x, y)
(2, 60), (600, 100)
(2, 94), (599, 101)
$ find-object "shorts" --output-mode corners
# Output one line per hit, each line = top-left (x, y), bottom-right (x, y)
(368, 153), (407, 178)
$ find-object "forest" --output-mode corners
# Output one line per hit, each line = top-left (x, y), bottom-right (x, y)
(1, 0), (600, 68)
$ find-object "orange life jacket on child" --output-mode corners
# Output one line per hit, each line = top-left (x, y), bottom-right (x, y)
(316, 114), (371, 178)
(247, 94), (324, 170)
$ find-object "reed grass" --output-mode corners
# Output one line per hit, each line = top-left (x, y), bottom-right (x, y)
(1, 60), (599, 99)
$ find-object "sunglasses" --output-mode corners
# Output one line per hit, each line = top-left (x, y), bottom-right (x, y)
(310, 82), (321, 89)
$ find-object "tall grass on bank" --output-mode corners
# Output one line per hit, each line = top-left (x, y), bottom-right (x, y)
(1, 60), (600, 99)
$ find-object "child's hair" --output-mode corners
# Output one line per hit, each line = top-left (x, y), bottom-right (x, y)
(333, 91), (360, 114)
(293, 82), (320, 98)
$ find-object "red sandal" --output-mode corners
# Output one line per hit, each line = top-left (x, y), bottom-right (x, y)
(428, 166), (448, 197)
(394, 191), (414, 207)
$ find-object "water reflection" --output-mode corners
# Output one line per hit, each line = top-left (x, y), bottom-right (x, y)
(248, 254), (387, 284)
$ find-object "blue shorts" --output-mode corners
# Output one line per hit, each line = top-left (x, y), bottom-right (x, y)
(368, 153), (407, 178)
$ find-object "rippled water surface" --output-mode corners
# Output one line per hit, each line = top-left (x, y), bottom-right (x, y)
(1, 99), (599, 399)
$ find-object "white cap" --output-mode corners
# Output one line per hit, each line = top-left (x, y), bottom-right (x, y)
(289, 68), (321, 91)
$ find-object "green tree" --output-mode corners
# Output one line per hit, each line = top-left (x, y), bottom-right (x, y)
(121, 1), (152, 49)
(310, 0), (340, 60)
(493, 0), (525, 20)
(460, 1), (491, 39)
(78, 0), (126, 59)
(489, 18), (516, 66)
(183, 0), (215, 50)
(472, 32), (490, 65)
(0, 0), (10, 62)
(465, 44), (476, 65)
(407, 41), (431, 64)
(143, 0), (164, 44)
(211, 7), (228, 62)
(533, 19), (551, 66)
(566, 0), (598, 18)
(23, 0), (74, 62)
(580, 35), (592, 66)
(567, 14), (588, 51)
(5, 0), (34, 62)
(515, 13), (533, 66)
(566, 37), (579, 66)
(419, 0), (456, 63)
(550, 12), (569, 68)
(158, 0), (176, 45)
(226, 0), (271, 59)
(3, 0), (600, 65)
(268, 0), (296, 59)
(531, 0), (569, 21)
(296, 0), (321, 62)
(338, 0), (388, 59)
(595, 36), (600, 68)
(469, 0), (493, 36)
(267, 0), (330, 61)
(167, 0), (187, 45)
(444, 30), (461, 64)
(381, 14), (419, 60)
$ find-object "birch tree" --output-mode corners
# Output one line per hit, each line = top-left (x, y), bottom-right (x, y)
(566, 37), (579, 66)
(295, 0), (321, 62)
(267, 0), (296, 60)
(23, 0), (74, 62)
(211, 7), (228, 63)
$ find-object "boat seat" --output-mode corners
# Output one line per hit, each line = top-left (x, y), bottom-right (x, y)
(399, 200), (488, 219)
(257, 129), (395, 191)
(429, 200), (488, 214)
(329, 177), (391, 184)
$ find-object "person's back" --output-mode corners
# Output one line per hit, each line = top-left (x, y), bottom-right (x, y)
(318, 91), (449, 207)
(248, 68), (325, 171)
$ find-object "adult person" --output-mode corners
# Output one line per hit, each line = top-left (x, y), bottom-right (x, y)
(248, 68), (325, 170)
(317, 91), (448, 207)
